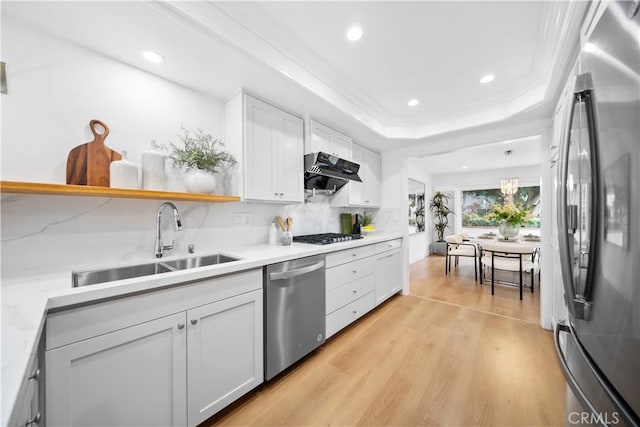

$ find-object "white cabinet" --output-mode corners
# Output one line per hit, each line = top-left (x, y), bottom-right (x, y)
(46, 269), (263, 427)
(8, 340), (43, 427)
(187, 290), (262, 425)
(324, 245), (377, 338)
(332, 143), (381, 207)
(307, 120), (352, 160)
(46, 312), (188, 427)
(244, 94), (304, 203)
(374, 239), (403, 306)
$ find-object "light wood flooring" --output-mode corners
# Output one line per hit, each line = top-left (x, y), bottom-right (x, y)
(205, 255), (565, 426)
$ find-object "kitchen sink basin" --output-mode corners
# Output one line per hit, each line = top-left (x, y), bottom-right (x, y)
(72, 254), (240, 287)
(161, 254), (239, 271)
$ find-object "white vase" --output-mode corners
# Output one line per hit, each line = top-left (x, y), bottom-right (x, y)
(110, 150), (139, 189)
(141, 140), (167, 191)
(183, 169), (216, 194)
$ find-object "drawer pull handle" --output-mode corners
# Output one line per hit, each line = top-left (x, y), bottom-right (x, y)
(352, 290), (357, 294)
(25, 412), (41, 426)
(352, 270), (357, 274)
(352, 310), (358, 314)
(351, 253), (357, 257)
(191, 319), (198, 325)
(177, 323), (185, 330)
(28, 369), (40, 381)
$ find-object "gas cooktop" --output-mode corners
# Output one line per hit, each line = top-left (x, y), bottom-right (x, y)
(292, 233), (363, 245)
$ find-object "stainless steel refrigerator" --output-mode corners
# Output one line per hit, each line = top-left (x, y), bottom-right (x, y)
(555, 1), (640, 426)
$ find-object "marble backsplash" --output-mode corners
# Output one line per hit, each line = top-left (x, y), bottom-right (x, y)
(1, 193), (401, 280)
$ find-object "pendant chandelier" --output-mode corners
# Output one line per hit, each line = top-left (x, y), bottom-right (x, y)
(500, 150), (518, 196)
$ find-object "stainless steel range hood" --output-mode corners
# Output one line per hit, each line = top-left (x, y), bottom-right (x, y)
(303, 152), (361, 193)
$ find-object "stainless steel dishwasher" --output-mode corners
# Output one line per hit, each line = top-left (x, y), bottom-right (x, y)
(264, 254), (326, 380)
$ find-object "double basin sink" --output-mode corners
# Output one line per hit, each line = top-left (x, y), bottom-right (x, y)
(72, 254), (240, 287)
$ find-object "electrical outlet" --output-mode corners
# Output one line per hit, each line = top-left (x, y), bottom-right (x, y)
(232, 213), (250, 226)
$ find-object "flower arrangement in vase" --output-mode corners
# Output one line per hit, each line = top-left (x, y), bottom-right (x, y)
(486, 201), (532, 239)
(169, 127), (236, 194)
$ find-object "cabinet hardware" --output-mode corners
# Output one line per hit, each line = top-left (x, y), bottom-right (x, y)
(177, 323), (185, 329)
(352, 290), (357, 294)
(191, 319), (198, 325)
(352, 310), (357, 314)
(351, 253), (357, 257)
(28, 369), (40, 381)
(352, 270), (357, 274)
(25, 412), (41, 426)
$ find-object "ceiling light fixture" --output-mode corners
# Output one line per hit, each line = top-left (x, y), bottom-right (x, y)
(461, 165), (468, 169)
(480, 74), (495, 84)
(346, 26), (363, 42)
(407, 99), (419, 107)
(142, 50), (163, 64)
(500, 149), (519, 199)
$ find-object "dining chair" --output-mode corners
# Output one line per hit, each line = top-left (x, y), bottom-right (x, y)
(445, 234), (480, 282)
(480, 241), (536, 300)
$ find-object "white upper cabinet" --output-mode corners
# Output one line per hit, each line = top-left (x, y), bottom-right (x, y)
(307, 120), (352, 160)
(362, 147), (381, 207)
(244, 94), (304, 203)
(332, 143), (381, 208)
(225, 92), (304, 203)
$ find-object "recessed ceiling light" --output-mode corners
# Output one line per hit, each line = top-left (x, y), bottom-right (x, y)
(407, 99), (419, 107)
(480, 74), (495, 84)
(142, 50), (163, 64)
(461, 165), (468, 169)
(346, 26), (363, 42)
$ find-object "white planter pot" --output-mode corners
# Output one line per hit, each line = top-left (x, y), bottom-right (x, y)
(183, 169), (217, 194)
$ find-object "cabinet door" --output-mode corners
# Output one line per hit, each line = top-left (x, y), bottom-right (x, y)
(46, 312), (187, 427)
(187, 290), (263, 426)
(363, 149), (381, 207)
(374, 249), (402, 305)
(348, 145), (365, 205)
(245, 95), (277, 201)
(331, 130), (352, 160)
(275, 110), (304, 203)
(308, 120), (333, 154)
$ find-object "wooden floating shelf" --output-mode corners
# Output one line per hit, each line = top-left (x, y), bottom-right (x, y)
(0, 181), (241, 203)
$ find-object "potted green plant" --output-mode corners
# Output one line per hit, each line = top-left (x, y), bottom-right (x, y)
(169, 127), (236, 193)
(486, 201), (532, 240)
(429, 191), (454, 255)
(361, 211), (376, 234)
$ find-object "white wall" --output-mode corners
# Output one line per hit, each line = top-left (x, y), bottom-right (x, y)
(407, 159), (432, 263)
(0, 17), (386, 281)
(1, 19), (223, 184)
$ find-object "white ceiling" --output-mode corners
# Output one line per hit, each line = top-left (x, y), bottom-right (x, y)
(414, 135), (541, 175)
(3, 1), (587, 152)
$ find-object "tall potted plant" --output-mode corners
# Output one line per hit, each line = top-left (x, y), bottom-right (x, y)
(429, 191), (454, 255)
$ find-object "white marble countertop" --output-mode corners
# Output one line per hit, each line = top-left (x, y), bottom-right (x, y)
(1, 232), (402, 424)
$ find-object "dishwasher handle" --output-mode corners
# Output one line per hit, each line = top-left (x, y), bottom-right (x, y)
(269, 260), (325, 281)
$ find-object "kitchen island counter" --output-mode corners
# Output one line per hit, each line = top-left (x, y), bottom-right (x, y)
(1, 232), (403, 425)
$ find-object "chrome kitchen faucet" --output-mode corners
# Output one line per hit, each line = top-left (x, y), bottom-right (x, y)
(155, 202), (182, 258)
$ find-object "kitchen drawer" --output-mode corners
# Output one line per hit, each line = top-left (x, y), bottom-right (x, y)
(326, 291), (375, 339)
(326, 273), (374, 315)
(325, 244), (375, 268)
(326, 256), (374, 291)
(375, 239), (402, 254)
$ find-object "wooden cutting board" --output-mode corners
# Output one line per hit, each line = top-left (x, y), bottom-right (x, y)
(66, 119), (121, 186)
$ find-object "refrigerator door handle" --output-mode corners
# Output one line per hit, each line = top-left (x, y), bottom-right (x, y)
(555, 322), (639, 426)
(558, 81), (584, 319)
(558, 72), (601, 321)
(554, 323), (602, 423)
(575, 72), (601, 308)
